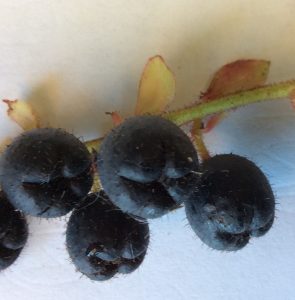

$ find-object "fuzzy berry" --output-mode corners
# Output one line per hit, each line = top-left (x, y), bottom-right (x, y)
(66, 192), (149, 281)
(0, 192), (28, 270)
(97, 116), (199, 219)
(185, 154), (275, 251)
(0, 128), (93, 218)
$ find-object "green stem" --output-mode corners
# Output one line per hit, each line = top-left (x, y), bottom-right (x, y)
(85, 137), (103, 152)
(164, 80), (295, 125)
(85, 80), (295, 149)
(191, 119), (211, 161)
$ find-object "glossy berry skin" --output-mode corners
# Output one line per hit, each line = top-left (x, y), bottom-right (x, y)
(185, 154), (275, 251)
(66, 192), (150, 281)
(0, 128), (93, 218)
(97, 116), (199, 219)
(0, 192), (28, 270)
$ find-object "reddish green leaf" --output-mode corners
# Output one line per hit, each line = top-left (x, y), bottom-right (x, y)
(202, 59), (270, 100)
(200, 59), (270, 132)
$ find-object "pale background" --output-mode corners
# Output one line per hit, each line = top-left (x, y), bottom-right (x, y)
(0, 1), (295, 299)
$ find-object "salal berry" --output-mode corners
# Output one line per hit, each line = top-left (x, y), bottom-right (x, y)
(185, 154), (275, 251)
(0, 128), (93, 218)
(66, 192), (149, 281)
(97, 116), (199, 219)
(0, 192), (28, 270)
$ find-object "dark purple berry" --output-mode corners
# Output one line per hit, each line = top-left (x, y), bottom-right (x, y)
(0, 128), (93, 218)
(66, 192), (149, 281)
(0, 245), (22, 271)
(0, 192), (28, 270)
(185, 154), (275, 251)
(97, 116), (199, 218)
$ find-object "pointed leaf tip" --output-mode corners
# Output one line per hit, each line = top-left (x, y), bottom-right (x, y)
(135, 55), (176, 115)
(3, 99), (40, 130)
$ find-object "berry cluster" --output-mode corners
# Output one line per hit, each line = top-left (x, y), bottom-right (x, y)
(0, 115), (275, 280)
(98, 116), (275, 252)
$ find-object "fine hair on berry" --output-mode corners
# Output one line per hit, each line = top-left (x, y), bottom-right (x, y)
(185, 154), (275, 251)
(66, 192), (150, 281)
(0, 128), (94, 218)
(0, 192), (28, 270)
(97, 115), (199, 219)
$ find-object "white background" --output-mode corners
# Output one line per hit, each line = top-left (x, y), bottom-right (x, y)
(0, 1), (295, 299)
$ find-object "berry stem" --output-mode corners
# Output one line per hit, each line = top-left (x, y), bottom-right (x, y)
(84, 80), (295, 150)
(164, 80), (295, 125)
(91, 172), (102, 193)
(85, 137), (103, 152)
(191, 119), (211, 161)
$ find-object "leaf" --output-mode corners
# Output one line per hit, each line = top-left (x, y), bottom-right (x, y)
(201, 59), (270, 132)
(106, 111), (124, 126)
(201, 59), (270, 100)
(3, 99), (40, 130)
(135, 55), (176, 115)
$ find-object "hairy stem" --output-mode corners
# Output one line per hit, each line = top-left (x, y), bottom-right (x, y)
(84, 80), (295, 149)
(164, 80), (295, 125)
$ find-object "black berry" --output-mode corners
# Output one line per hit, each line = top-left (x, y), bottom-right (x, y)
(66, 192), (149, 281)
(185, 154), (275, 251)
(0, 128), (93, 218)
(0, 192), (28, 270)
(97, 116), (199, 218)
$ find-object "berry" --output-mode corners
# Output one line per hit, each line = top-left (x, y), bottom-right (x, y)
(97, 116), (199, 218)
(0, 192), (28, 270)
(66, 192), (149, 281)
(0, 128), (93, 218)
(184, 154), (275, 251)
